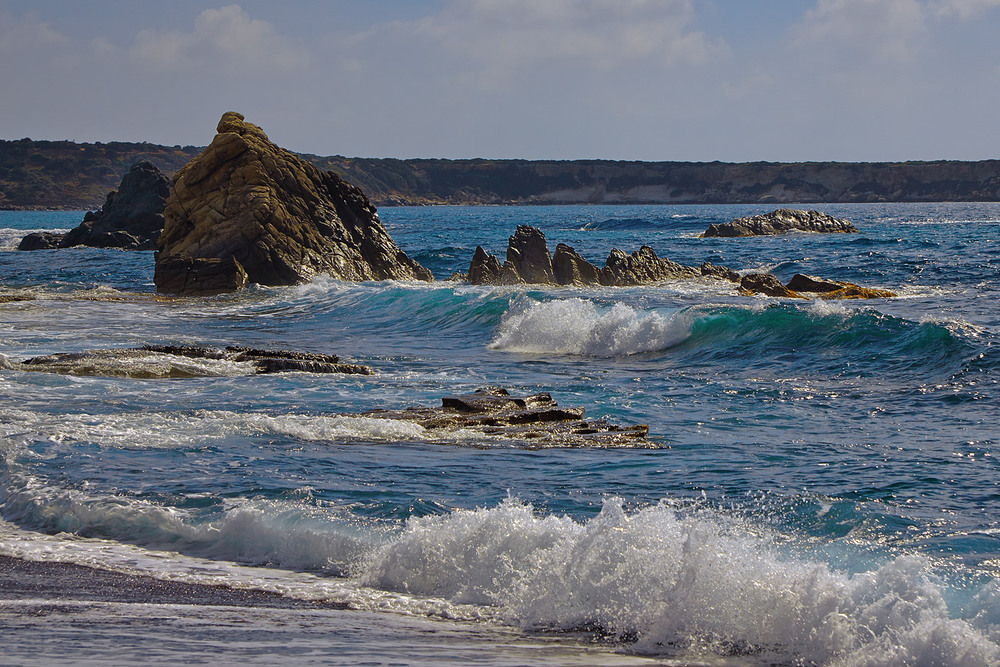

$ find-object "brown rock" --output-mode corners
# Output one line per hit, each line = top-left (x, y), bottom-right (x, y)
(599, 246), (699, 286)
(153, 255), (249, 296)
(467, 246), (505, 285)
(505, 225), (555, 284)
(552, 243), (602, 286)
(738, 273), (804, 298)
(700, 262), (741, 283)
(155, 111), (432, 295)
(786, 273), (897, 299)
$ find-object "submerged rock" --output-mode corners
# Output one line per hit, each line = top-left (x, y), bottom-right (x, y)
(18, 161), (170, 251)
(361, 387), (652, 448)
(702, 209), (859, 237)
(155, 111), (432, 295)
(8, 345), (371, 378)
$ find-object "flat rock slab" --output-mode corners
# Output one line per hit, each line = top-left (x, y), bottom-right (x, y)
(361, 388), (653, 448)
(2, 345), (372, 378)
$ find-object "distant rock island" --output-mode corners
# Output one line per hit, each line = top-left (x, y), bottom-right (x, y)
(3, 137), (1000, 209)
(701, 208), (858, 237)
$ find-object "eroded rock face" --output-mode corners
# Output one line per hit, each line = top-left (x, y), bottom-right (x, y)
(155, 112), (432, 295)
(18, 161), (169, 251)
(702, 209), (859, 237)
(599, 246), (699, 286)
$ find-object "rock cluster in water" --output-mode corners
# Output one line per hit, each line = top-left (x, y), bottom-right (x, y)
(360, 387), (652, 448)
(18, 161), (170, 251)
(461, 225), (894, 299)
(3, 345), (371, 378)
(701, 208), (859, 237)
(464, 224), (718, 287)
(154, 112), (432, 296)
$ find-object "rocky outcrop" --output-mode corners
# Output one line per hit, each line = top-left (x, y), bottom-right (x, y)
(785, 273), (897, 299)
(360, 387), (652, 448)
(702, 209), (859, 237)
(153, 255), (248, 296)
(737, 272), (897, 299)
(5, 344), (371, 378)
(467, 226), (708, 287)
(154, 112), (432, 295)
(18, 161), (170, 251)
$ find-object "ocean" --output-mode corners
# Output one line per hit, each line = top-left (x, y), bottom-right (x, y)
(1, 202), (999, 666)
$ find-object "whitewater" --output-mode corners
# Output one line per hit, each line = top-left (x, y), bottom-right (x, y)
(2, 202), (1000, 665)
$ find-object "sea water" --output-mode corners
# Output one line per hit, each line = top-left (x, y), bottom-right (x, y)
(1, 203), (999, 665)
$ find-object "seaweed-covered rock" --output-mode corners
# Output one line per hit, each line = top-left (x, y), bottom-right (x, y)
(155, 112), (432, 295)
(702, 209), (858, 237)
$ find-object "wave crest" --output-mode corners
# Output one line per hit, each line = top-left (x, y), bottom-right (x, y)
(488, 298), (692, 357)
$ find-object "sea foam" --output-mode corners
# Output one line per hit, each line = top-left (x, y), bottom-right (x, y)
(488, 298), (692, 357)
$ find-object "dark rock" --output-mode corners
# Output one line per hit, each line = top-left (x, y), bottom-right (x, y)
(785, 274), (847, 292)
(599, 246), (699, 286)
(153, 255), (249, 296)
(739, 273), (803, 298)
(17, 232), (65, 250)
(18, 161), (171, 251)
(702, 209), (859, 237)
(700, 262), (741, 283)
(552, 243), (602, 286)
(362, 387), (652, 448)
(155, 111), (432, 295)
(467, 246), (505, 285)
(785, 274), (897, 299)
(13, 344), (372, 378)
(505, 225), (555, 284)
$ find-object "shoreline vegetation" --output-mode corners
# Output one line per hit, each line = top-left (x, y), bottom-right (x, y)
(2, 136), (999, 210)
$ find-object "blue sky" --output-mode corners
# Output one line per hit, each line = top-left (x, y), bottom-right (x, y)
(1, 0), (999, 162)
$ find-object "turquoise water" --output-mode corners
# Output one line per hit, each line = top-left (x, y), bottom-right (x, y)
(2, 203), (1000, 665)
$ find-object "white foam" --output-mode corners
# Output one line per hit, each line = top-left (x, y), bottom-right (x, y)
(488, 298), (692, 357)
(361, 498), (1000, 665)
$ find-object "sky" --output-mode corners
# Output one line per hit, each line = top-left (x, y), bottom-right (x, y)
(1, 0), (999, 162)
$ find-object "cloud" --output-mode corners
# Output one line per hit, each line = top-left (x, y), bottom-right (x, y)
(791, 0), (927, 63)
(930, 0), (1000, 17)
(388, 0), (725, 82)
(130, 4), (307, 73)
(0, 12), (66, 53)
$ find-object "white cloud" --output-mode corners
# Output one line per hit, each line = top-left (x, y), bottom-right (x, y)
(130, 4), (307, 73)
(0, 12), (66, 53)
(930, 0), (1000, 17)
(792, 0), (927, 63)
(393, 0), (725, 79)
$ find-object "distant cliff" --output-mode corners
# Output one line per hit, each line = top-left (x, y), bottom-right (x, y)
(3, 137), (999, 208)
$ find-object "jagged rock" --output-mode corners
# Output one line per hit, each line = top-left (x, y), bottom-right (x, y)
(155, 111), (432, 295)
(467, 226), (723, 288)
(599, 246), (699, 286)
(505, 225), (555, 284)
(702, 209), (859, 237)
(467, 246), (505, 285)
(700, 262), (741, 283)
(739, 273), (804, 298)
(361, 387), (652, 448)
(552, 243), (602, 286)
(819, 285), (897, 300)
(153, 255), (249, 296)
(18, 162), (170, 251)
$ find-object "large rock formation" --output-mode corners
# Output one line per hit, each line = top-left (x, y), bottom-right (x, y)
(154, 112), (432, 295)
(467, 226), (709, 287)
(18, 161), (170, 251)
(701, 209), (859, 237)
